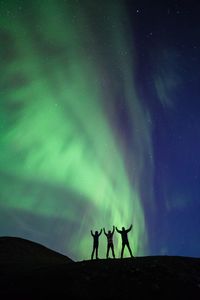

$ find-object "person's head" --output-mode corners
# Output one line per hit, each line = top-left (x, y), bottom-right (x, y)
(108, 230), (111, 234)
(122, 227), (125, 231)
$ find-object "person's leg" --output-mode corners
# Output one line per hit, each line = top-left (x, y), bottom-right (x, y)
(111, 244), (115, 258)
(96, 245), (99, 259)
(91, 247), (95, 260)
(127, 242), (133, 257)
(106, 244), (110, 258)
(121, 244), (125, 258)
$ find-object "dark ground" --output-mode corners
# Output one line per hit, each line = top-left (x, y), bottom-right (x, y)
(0, 237), (200, 298)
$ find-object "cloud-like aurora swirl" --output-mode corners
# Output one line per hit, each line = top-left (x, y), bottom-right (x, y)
(0, 0), (154, 260)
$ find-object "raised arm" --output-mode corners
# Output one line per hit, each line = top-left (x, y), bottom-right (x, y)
(116, 227), (121, 233)
(98, 229), (102, 236)
(127, 224), (133, 232)
(103, 228), (107, 236)
(91, 230), (94, 237)
(112, 225), (115, 235)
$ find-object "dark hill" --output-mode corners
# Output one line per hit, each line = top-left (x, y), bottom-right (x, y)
(0, 236), (73, 268)
(0, 237), (200, 298)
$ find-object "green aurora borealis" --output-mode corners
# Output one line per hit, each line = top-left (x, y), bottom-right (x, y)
(0, 0), (154, 260)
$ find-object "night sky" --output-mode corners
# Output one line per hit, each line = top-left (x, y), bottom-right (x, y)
(0, 0), (200, 261)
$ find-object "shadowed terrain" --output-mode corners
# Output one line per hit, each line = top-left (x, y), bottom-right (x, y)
(0, 237), (200, 298)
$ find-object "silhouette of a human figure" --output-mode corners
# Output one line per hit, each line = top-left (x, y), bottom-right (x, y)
(103, 226), (115, 259)
(91, 229), (102, 259)
(116, 225), (133, 258)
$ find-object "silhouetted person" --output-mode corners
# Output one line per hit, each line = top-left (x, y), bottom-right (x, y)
(103, 226), (115, 258)
(91, 229), (102, 259)
(116, 225), (133, 258)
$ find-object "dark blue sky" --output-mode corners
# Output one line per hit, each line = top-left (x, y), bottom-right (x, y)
(131, 0), (200, 256)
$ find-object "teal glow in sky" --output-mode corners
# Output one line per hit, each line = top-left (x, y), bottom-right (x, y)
(0, 0), (154, 260)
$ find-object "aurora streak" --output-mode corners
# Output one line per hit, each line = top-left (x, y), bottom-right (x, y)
(0, 0), (154, 260)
